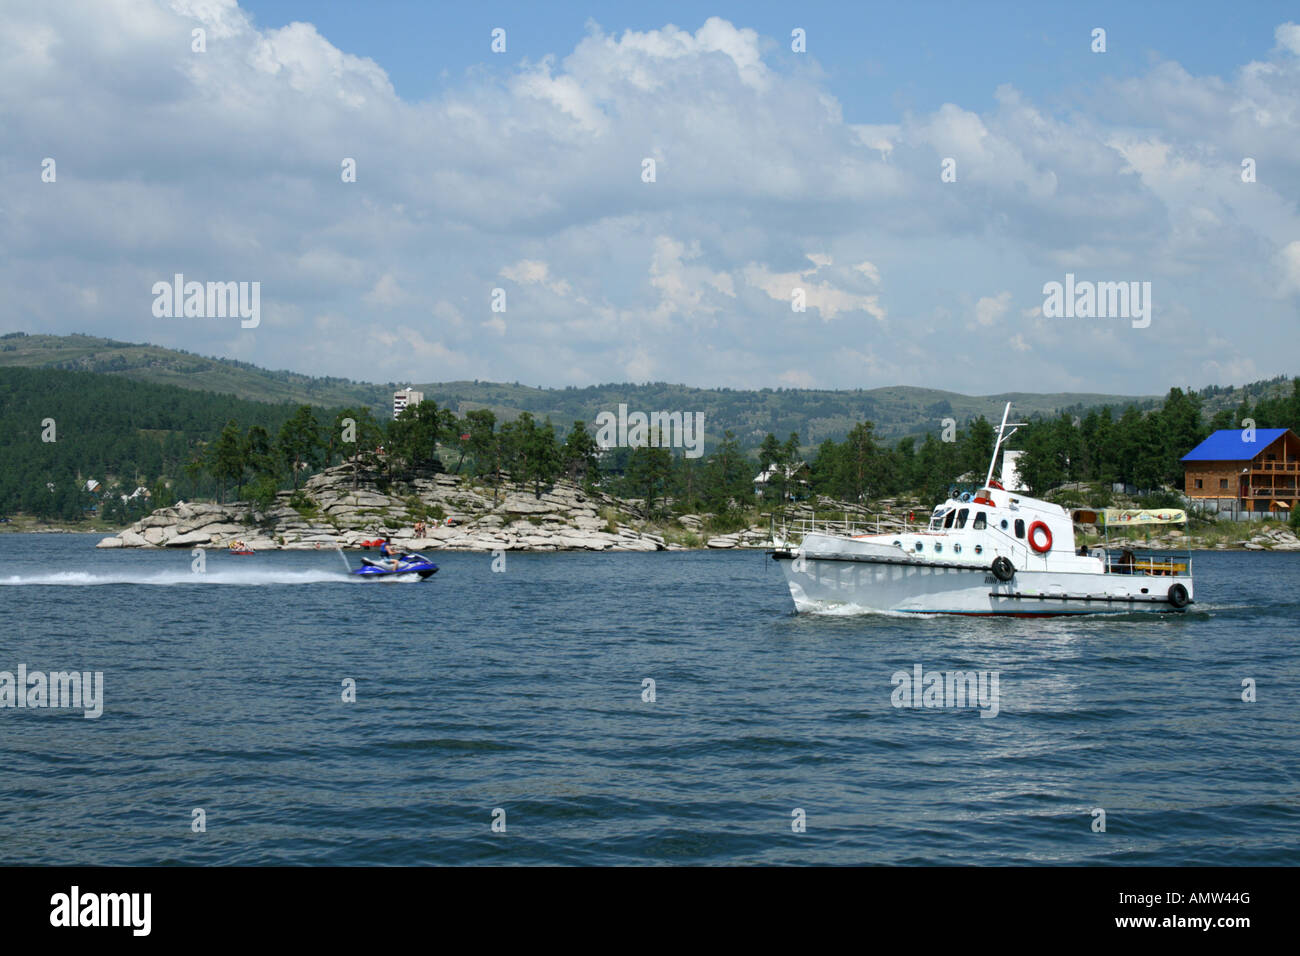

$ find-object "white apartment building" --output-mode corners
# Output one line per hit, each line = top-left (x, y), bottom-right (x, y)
(393, 387), (424, 420)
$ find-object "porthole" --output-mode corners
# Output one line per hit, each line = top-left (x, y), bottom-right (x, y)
(915, 542), (923, 552)
(974, 545), (983, 555)
(1000, 519), (1009, 530)
(935, 543), (943, 553)
(893, 540), (901, 548)
(954, 543), (962, 554)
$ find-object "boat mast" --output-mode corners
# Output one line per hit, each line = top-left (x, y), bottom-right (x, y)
(985, 402), (1026, 488)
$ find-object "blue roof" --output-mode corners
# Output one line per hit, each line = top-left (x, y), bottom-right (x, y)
(1181, 428), (1290, 462)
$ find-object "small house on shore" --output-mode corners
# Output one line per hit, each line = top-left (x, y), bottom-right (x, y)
(1181, 428), (1299, 518)
(753, 462), (809, 501)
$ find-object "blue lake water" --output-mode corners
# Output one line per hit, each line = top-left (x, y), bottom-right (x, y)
(0, 533), (1297, 865)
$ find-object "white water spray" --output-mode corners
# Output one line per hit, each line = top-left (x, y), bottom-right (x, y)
(333, 542), (353, 573)
(0, 569), (349, 587)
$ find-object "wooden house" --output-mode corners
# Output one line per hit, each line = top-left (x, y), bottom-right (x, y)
(1181, 428), (1300, 517)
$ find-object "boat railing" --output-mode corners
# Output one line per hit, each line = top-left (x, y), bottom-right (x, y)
(772, 514), (912, 546)
(1102, 548), (1193, 577)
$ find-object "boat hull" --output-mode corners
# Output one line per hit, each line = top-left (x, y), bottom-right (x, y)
(772, 552), (1193, 615)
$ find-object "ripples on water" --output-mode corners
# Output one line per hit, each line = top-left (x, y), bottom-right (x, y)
(0, 535), (1296, 865)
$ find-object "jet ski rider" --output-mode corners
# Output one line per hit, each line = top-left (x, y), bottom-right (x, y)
(379, 537), (402, 571)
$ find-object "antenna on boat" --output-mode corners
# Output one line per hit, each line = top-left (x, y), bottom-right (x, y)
(985, 402), (1027, 488)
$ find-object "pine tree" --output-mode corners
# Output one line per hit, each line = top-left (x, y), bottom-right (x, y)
(277, 405), (324, 491)
(562, 421), (601, 485)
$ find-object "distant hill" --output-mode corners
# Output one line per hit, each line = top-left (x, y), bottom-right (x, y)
(416, 381), (1158, 446)
(1, 331), (1291, 448)
(0, 332), (379, 408)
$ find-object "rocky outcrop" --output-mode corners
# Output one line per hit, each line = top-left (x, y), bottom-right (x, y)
(706, 529), (772, 549)
(1234, 527), (1300, 551)
(95, 465), (704, 552)
(1129, 524), (1300, 551)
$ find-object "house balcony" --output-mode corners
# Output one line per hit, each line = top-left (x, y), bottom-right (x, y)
(1251, 462), (1299, 473)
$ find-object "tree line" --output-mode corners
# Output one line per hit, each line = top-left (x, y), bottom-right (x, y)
(5, 365), (1299, 526)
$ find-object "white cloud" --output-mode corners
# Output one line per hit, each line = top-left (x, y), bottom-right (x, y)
(500, 259), (573, 297)
(778, 368), (817, 388)
(364, 273), (405, 307)
(974, 291), (1012, 327)
(647, 236), (735, 325)
(854, 261), (881, 285)
(1278, 241), (1300, 295)
(743, 263), (886, 322)
(431, 300), (464, 327)
(1275, 22), (1300, 56)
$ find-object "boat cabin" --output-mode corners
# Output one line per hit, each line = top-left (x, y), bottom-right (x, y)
(878, 481), (1098, 572)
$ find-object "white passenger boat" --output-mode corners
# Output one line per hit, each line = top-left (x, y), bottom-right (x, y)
(770, 404), (1195, 616)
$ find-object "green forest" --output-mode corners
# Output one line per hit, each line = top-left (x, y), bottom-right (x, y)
(0, 368), (324, 522)
(3, 365), (1298, 528)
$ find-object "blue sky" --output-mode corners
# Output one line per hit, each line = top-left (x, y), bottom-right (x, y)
(3, 1), (1299, 395)
(241, 1), (1291, 118)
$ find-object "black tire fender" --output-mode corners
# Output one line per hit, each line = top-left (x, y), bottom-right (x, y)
(991, 556), (1015, 582)
(1167, 582), (1190, 609)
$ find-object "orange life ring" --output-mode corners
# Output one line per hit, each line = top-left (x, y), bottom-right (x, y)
(1028, 521), (1052, 553)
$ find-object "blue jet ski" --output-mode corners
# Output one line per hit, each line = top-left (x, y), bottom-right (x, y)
(351, 552), (439, 581)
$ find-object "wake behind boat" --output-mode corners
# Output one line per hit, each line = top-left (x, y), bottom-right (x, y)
(351, 552), (439, 581)
(769, 403), (1195, 616)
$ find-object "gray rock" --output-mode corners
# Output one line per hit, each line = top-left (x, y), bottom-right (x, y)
(166, 530), (213, 547)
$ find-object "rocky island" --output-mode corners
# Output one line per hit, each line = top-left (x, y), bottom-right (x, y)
(94, 463), (772, 552)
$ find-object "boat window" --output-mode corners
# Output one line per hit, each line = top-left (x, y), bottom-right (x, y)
(973, 512), (987, 530)
(1014, 519), (1025, 539)
(935, 542), (943, 553)
(1000, 519), (1009, 530)
(915, 542), (923, 552)
(956, 508), (969, 529)
(944, 510), (956, 529)
(974, 545), (983, 555)
(953, 543), (962, 554)
(929, 508), (948, 530)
